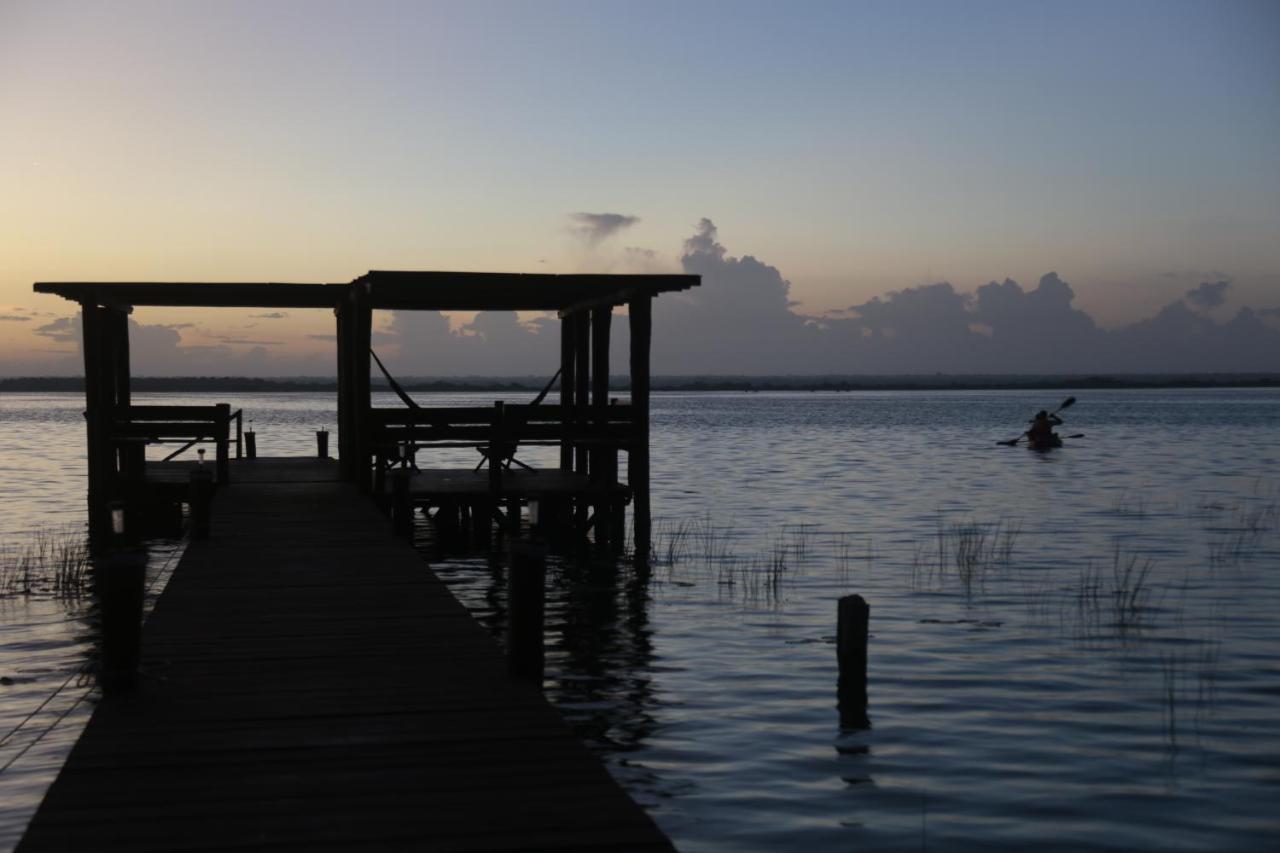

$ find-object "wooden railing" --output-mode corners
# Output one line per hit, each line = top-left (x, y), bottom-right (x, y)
(111, 404), (236, 483)
(365, 401), (636, 492)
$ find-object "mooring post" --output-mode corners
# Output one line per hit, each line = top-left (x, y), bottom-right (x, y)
(244, 430), (257, 459)
(317, 428), (330, 459)
(93, 501), (144, 693)
(391, 468), (412, 537)
(837, 594), (870, 729)
(507, 540), (547, 685)
(188, 469), (214, 540)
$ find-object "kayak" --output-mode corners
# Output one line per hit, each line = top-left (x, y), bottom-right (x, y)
(1027, 435), (1063, 451)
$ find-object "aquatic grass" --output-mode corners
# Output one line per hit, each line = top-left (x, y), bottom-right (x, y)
(0, 527), (92, 600)
(913, 514), (1022, 596)
(1112, 488), (1149, 518)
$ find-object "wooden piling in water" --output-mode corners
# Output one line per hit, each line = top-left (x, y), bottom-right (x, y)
(94, 546), (145, 693)
(188, 469), (213, 540)
(508, 540), (547, 684)
(390, 468), (412, 537)
(837, 594), (870, 729)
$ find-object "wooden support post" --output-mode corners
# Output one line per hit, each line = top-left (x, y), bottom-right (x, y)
(215, 403), (231, 485)
(244, 431), (257, 459)
(108, 309), (133, 482)
(335, 304), (348, 473)
(81, 303), (112, 548)
(472, 500), (491, 544)
(837, 594), (870, 730)
(507, 540), (547, 685)
(353, 288), (373, 491)
(316, 429), (330, 459)
(628, 296), (652, 563)
(188, 469), (214, 540)
(489, 401), (505, 497)
(95, 545), (146, 693)
(391, 469), (412, 537)
(591, 308), (613, 549)
(559, 316), (575, 471)
(573, 313), (590, 477)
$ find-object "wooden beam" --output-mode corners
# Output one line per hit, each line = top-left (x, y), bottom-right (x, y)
(557, 287), (636, 320)
(628, 296), (652, 562)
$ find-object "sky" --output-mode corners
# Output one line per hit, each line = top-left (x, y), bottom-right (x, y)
(2, 0), (1278, 376)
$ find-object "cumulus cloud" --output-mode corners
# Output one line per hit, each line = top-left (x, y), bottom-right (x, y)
(569, 212), (640, 245)
(1184, 280), (1230, 312)
(12, 219), (1280, 378)
(33, 316), (80, 345)
(0, 314), (32, 321)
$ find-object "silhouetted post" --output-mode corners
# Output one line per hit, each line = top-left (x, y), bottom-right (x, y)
(573, 313), (590, 476)
(96, 543), (145, 694)
(353, 286), (373, 492)
(316, 429), (330, 459)
(837, 594), (870, 729)
(628, 296), (652, 563)
(591, 307), (612, 549)
(188, 469), (214, 540)
(81, 303), (111, 548)
(489, 401), (505, 497)
(391, 468), (412, 537)
(244, 430), (257, 459)
(559, 315), (575, 471)
(215, 403), (231, 484)
(508, 540), (547, 684)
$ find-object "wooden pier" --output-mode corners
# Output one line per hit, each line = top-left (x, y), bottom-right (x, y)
(34, 271), (698, 560)
(17, 458), (672, 851)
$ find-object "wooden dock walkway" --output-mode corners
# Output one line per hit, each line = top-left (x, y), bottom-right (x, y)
(18, 458), (671, 852)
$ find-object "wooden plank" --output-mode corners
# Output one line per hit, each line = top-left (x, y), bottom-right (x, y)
(17, 458), (669, 853)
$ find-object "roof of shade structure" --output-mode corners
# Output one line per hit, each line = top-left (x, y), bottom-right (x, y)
(34, 272), (699, 313)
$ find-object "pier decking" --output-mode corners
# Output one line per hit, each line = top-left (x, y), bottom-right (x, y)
(17, 458), (671, 851)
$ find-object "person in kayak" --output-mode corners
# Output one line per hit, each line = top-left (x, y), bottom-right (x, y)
(1026, 410), (1062, 444)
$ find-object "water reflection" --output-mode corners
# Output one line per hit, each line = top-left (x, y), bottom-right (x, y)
(414, 518), (662, 774)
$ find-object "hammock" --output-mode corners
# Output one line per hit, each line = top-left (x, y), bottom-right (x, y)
(369, 348), (563, 410)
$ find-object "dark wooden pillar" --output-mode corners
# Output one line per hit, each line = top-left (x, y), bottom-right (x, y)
(82, 303), (112, 546)
(572, 313), (590, 476)
(352, 285), (373, 491)
(106, 308), (138, 484)
(628, 296), (652, 562)
(335, 302), (351, 477)
(559, 315), (575, 472)
(590, 308), (613, 548)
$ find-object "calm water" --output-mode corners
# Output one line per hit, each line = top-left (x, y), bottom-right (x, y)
(2, 389), (1278, 850)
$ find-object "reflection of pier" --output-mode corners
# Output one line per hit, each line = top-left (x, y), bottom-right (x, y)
(21, 272), (698, 850)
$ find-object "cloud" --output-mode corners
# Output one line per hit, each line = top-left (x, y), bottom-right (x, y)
(569, 212), (640, 245)
(0, 314), (32, 321)
(250, 312), (289, 319)
(1184, 280), (1230, 312)
(11, 220), (1279, 378)
(33, 316), (80, 345)
(213, 337), (286, 346)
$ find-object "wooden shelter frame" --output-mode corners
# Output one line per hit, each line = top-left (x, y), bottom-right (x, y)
(35, 272), (698, 557)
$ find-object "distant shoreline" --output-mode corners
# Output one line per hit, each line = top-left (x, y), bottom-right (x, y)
(3, 374), (1278, 393)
